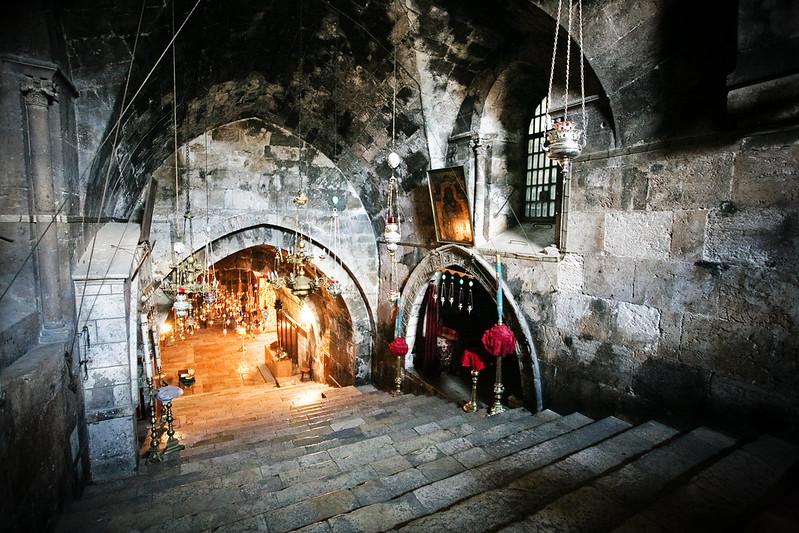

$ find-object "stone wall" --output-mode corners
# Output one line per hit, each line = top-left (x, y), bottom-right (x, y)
(0, 344), (84, 532)
(148, 118), (379, 318)
(540, 132), (799, 430)
(0, 6), (86, 531)
(73, 223), (141, 481)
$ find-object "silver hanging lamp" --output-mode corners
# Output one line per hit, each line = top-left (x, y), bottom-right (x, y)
(543, 0), (588, 174)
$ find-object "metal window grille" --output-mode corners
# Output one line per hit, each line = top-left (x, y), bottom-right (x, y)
(525, 97), (561, 221)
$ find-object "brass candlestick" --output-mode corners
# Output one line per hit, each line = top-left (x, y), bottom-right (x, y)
(487, 358), (506, 416)
(145, 378), (163, 463)
(393, 357), (404, 396)
(161, 400), (184, 455)
(463, 369), (480, 413)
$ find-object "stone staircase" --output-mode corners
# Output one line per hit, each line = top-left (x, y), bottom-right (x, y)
(57, 383), (798, 532)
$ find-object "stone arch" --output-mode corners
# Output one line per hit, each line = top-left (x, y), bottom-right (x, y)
(397, 244), (543, 411)
(159, 224), (374, 385)
(148, 117), (379, 319)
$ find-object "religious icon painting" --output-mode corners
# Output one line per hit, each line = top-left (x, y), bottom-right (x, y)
(426, 166), (474, 245)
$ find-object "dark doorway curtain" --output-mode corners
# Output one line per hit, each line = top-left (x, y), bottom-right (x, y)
(422, 281), (439, 374)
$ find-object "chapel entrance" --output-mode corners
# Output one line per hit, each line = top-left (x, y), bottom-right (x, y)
(157, 244), (356, 396)
(410, 265), (523, 409)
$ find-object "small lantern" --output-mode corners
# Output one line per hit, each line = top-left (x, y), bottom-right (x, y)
(172, 288), (192, 317)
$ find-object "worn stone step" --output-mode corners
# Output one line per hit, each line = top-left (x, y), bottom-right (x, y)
(68, 396), (521, 513)
(611, 435), (799, 532)
(150, 411), (576, 533)
(173, 386), (376, 434)
(174, 395), (453, 465)
(76, 394), (445, 502)
(396, 420), (678, 533)
(269, 414), (617, 533)
(163, 389), (435, 460)
(497, 426), (737, 532)
(175, 390), (439, 455)
(60, 408), (562, 532)
(84, 403), (540, 513)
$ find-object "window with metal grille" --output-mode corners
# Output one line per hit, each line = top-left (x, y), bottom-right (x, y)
(524, 97), (561, 221)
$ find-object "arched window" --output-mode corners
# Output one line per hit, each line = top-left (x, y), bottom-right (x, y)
(524, 97), (561, 221)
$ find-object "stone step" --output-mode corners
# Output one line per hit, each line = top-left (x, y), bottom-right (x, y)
(496, 426), (737, 532)
(60, 408), (563, 532)
(172, 386), (373, 432)
(141, 411), (580, 533)
(270, 415), (623, 533)
(171, 386), (409, 444)
(172, 394), (451, 464)
(173, 388), (424, 450)
(79, 393), (444, 498)
(395, 420), (679, 533)
(68, 395), (526, 512)
(169, 384), (362, 419)
(611, 435), (799, 532)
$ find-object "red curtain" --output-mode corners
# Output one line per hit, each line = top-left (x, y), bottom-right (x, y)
(422, 281), (439, 373)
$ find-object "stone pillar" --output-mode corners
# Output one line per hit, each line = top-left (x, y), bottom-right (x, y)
(72, 223), (141, 481)
(471, 137), (488, 246)
(20, 74), (68, 343)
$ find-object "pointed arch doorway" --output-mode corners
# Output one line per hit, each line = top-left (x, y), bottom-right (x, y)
(397, 245), (543, 412)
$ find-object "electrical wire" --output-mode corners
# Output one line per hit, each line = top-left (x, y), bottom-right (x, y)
(72, 0), (148, 344)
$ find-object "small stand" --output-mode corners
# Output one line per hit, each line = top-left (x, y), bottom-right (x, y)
(463, 370), (480, 413)
(156, 385), (185, 456)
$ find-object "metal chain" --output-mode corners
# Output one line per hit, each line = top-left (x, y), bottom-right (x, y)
(563, 0), (573, 121)
(579, 0), (588, 145)
(184, 137), (191, 215)
(545, 0), (564, 121)
(392, 0), (397, 151)
(171, 0), (180, 231)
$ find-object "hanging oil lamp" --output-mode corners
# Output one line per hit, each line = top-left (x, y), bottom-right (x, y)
(542, 0), (587, 174)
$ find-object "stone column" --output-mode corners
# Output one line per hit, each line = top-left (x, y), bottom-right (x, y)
(471, 137), (485, 246)
(21, 74), (67, 343)
(472, 138), (492, 244)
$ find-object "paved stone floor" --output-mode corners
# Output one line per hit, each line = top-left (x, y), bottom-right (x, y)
(160, 326), (277, 395)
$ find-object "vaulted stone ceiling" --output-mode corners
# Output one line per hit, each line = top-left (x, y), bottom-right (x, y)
(59, 0), (610, 221)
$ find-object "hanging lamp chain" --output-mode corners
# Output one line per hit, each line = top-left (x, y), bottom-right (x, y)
(563, 0), (573, 120)
(545, 0), (564, 121)
(578, 0), (587, 145)
(171, 0), (180, 235)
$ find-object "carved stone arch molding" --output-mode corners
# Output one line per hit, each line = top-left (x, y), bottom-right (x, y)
(398, 244), (543, 411)
(159, 224), (376, 384)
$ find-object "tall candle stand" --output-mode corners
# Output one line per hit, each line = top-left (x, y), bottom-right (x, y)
(487, 358), (505, 416)
(145, 378), (163, 463)
(462, 369), (480, 413)
(393, 357), (404, 396)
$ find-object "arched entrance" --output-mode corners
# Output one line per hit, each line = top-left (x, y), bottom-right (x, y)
(156, 227), (375, 386)
(397, 245), (543, 411)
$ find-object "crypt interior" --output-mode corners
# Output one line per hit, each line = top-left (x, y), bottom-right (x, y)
(1, 0), (798, 531)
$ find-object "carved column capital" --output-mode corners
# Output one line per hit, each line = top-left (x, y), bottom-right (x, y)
(20, 75), (58, 107)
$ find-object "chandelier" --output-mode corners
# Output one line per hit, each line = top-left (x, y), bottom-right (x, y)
(543, 0), (587, 174)
(265, 192), (330, 300)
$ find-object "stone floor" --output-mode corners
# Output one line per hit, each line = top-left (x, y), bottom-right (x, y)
(160, 326), (277, 395)
(58, 383), (799, 532)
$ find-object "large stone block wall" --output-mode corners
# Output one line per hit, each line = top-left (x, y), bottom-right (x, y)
(72, 223), (141, 482)
(533, 130), (799, 431)
(148, 118), (379, 314)
(73, 277), (139, 481)
(0, 344), (84, 532)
